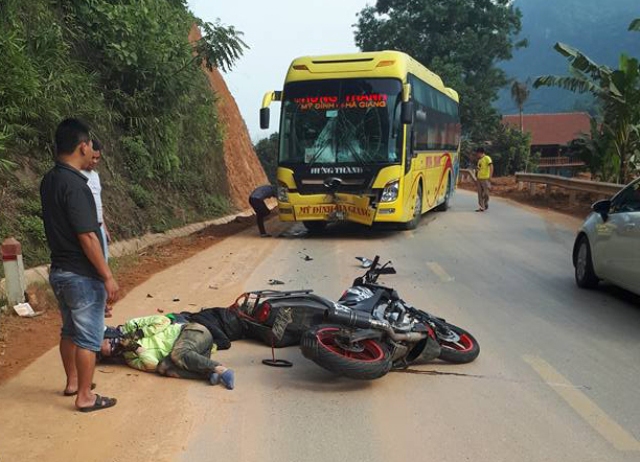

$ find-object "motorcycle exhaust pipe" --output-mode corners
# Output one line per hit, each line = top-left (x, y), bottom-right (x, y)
(326, 305), (376, 329)
(326, 306), (427, 343)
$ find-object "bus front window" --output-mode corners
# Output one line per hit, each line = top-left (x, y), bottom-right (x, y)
(279, 79), (402, 166)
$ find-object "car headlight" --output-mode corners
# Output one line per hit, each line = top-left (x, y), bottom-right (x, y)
(277, 184), (289, 202)
(381, 180), (399, 203)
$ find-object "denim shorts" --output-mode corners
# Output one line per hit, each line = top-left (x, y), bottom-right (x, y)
(49, 268), (106, 352)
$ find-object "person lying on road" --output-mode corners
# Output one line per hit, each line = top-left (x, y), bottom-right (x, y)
(100, 314), (235, 389)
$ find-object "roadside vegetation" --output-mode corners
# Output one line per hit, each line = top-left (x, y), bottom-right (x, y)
(254, 133), (278, 185)
(535, 18), (640, 183)
(0, 0), (247, 275)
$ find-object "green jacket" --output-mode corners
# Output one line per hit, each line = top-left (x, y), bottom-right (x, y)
(121, 315), (183, 372)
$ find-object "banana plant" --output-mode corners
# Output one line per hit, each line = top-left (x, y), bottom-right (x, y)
(534, 18), (640, 183)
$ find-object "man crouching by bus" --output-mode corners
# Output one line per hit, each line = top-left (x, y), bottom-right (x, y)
(100, 313), (235, 389)
(249, 184), (277, 237)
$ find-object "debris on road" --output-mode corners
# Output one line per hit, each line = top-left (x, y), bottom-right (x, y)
(268, 279), (285, 285)
(13, 303), (41, 318)
(355, 256), (373, 268)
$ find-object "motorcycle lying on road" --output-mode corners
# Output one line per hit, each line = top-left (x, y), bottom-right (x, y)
(232, 256), (479, 380)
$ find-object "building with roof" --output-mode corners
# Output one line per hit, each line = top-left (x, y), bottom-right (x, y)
(502, 112), (591, 176)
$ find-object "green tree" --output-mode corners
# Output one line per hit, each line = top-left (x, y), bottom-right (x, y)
(488, 124), (532, 176)
(534, 19), (640, 183)
(354, 0), (525, 141)
(254, 133), (279, 185)
(510, 80), (530, 132)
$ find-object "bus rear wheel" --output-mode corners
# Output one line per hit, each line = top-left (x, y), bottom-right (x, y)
(303, 221), (327, 233)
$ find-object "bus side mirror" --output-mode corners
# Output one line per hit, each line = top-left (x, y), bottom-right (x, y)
(260, 107), (270, 130)
(401, 101), (414, 125)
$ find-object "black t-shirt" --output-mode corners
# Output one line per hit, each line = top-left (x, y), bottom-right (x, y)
(40, 161), (103, 279)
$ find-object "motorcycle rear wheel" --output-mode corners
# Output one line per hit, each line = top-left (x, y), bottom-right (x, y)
(437, 323), (480, 364)
(300, 324), (392, 380)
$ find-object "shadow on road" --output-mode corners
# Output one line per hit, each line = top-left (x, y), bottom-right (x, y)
(276, 212), (439, 240)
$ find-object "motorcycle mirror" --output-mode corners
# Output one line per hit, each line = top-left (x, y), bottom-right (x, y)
(355, 256), (373, 268)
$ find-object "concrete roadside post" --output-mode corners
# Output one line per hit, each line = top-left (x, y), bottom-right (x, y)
(2, 237), (26, 308)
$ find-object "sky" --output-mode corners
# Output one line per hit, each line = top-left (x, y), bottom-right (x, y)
(187, 0), (373, 142)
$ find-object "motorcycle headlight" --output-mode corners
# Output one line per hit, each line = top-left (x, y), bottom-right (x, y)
(381, 180), (399, 203)
(277, 184), (289, 202)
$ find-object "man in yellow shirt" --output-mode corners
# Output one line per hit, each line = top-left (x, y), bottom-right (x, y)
(475, 147), (493, 212)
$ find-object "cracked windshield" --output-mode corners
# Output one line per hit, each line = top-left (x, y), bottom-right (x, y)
(279, 79), (402, 166)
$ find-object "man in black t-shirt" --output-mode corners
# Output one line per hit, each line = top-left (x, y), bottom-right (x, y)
(41, 118), (120, 413)
(249, 184), (277, 236)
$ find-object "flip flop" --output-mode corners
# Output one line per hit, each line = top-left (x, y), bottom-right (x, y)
(63, 382), (96, 396)
(78, 394), (117, 413)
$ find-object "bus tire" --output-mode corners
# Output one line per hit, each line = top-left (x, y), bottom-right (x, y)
(402, 185), (423, 230)
(303, 221), (327, 233)
(435, 175), (451, 212)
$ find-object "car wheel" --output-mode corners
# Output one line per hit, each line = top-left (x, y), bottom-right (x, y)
(575, 235), (599, 289)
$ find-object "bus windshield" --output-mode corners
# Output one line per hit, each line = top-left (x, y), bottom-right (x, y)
(279, 79), (403, 166)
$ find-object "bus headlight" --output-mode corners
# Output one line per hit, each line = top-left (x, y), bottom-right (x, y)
(277, 184), (289, 202)
(380, 180), (399, 202)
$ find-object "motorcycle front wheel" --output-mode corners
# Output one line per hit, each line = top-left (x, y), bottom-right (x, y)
(437, 323), (480, 364)
(300, 324), (392, 380)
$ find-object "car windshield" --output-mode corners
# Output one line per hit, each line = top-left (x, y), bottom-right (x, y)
(279, 79), (403, 166)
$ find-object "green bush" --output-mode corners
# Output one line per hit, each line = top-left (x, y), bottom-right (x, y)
(197, 194), (231, 217)
(0, 0), (248, 270)
(129, 184), (153, 209)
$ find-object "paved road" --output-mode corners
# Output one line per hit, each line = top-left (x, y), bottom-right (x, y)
(1, 190), (639, 462)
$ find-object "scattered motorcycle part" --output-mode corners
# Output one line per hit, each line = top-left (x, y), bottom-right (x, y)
(298, 252), (313, 261)
(262, 359), (293, 368)
(355, 256), (373, 268)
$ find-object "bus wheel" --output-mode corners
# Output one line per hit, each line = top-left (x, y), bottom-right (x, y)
(303, 221), (327, 233)
(403, 185), (422, 230)
(435, 176), (451, 212)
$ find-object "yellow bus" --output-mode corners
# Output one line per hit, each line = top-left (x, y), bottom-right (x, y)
(260, 50), (461, 231)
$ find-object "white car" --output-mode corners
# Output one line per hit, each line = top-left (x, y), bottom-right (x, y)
(573, 177), (640, 295)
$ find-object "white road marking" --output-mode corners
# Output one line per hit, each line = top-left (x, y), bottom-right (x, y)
(426, 261), (454, 282)
(523, 355), (640, 451)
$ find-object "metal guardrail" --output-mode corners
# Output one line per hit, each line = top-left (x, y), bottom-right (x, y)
(515, 173), (623, 197)
(538, 156), (586, 168)
(459, 168), (475, 182)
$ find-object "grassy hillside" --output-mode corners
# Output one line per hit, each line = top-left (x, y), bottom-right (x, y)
(497, 0), (638, 114)
(0, 0), (238, 275)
